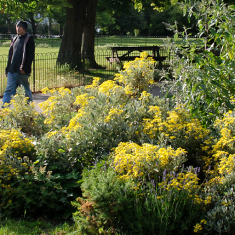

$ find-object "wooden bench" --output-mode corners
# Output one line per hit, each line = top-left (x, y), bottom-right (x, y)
(106, 46), (167, 68)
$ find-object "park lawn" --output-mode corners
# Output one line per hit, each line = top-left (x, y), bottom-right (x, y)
(0, 47), (60, 55)
(0, 219), (77, 235)
(0, 36), (178, 94)
(34, 36), (167, 47)
(95, 36), (166, 47)
(0, 36), (200, 56)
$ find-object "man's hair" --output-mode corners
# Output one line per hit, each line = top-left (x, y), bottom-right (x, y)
(16, 21), (28, 30)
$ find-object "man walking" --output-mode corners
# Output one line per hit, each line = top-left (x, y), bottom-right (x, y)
(2, 20), (35, 106)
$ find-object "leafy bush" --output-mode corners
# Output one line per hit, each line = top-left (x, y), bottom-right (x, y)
(161, 0), (235, 126)
(73, 156), (205, 234)
(36, 43), (50, 48)
(72, 164), (136, 235)
(111, 142), (187, 179)
(1, 88), (46, 137)
(71, 1), (235, 234)
(37, 75), (164, 169)
(0, 90), (81, 219)
(143, 104), (210, 151)
(0, 41), (11, 47)
(115, 52), (155, 96)
(0, 54), (160, 219)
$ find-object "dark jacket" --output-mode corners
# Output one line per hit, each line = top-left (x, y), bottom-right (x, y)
(6, 33), (35, 75)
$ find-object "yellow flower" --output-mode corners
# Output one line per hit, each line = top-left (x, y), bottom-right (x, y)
(85, 77), (100, 89)
(111, 142), (187, 180)
(194, 223), (203, 233)
(104, 108), (124, 122)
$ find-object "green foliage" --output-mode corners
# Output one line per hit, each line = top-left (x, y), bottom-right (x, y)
(0, 89), (81, 219)
(73, 162), (204, 235)
(72, 164), (136, 235)
(0, 41), (11, 47)
(193, 172), (235, 235)
(37, 84), (164, 168)
(0, 57), (162, 220)
(162, 0), (235, 126)
(36, 43), (50, 48)
(1, 87), (47, 137)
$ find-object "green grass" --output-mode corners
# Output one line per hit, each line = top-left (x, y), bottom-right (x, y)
(0, 36), (171, 56)
(0, 47), (59, 55)
(0, 36), (174, 95)
(0, 219), (78, 235)
(95, 36), (166, 47)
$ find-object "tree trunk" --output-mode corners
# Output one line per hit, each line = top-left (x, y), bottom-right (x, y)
(59, 25), (63, 37)
(7, 18), (12, 34)
(6, 18), (12, 38)
(57, 0), (87, 70)
(82, 0), (99, 68)
(29, 13), (37, 36)
(48, 18), (52, 38)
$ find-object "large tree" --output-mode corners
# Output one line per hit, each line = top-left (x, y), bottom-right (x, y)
(58, 0), (178, 69)
(57, 0), (136, 69)
(81, 0), (98, 68)
(0, 0), (67, 35)
(0, 0), (177, 70)
(57, 0), (86, 69)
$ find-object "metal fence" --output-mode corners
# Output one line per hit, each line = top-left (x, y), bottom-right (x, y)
(0, 34), (177, 48)
(0, 47), (171, 96)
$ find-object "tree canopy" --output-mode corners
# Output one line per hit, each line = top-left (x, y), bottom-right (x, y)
(0, 0), (188, 69)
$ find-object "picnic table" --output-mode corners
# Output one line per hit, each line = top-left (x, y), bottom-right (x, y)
(106, 46), (167, 68)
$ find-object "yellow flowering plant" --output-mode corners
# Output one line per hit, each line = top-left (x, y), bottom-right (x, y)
(1, 52), (234, 234)
(193, 181), (235, 234)
(39, 87), (79, 128)
(114, 52), (156, 96)
(142, 104), (211, 168)
(74, 145), (205, 234)
(37, 75), (166, 172)
(111, 142), (187, 180)
(0, 87), (46, 137)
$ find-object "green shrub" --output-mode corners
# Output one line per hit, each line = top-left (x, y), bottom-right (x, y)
(38, 77), (167, 168)
(0, 87), (47, 137)
(72, 164), (136, 235)
(36, 43), (50, 48)
(162, 0), (235, 126)
(0, 41), (11, 47)
(0, 126), (81, 219)
(0, 55), (162, 219)
(73, 160), (205, 235)
(0, 89), (81, 219)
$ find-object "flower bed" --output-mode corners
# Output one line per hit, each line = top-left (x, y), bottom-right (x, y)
(2, 1), (235, 233)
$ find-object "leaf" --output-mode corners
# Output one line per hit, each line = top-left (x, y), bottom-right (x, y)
(225, 101), (235, 110)
(192, 83), (199, 92)
(58, 149), (65, 154)
(199, 82), (207, 92)
(224, 32), (232, 41)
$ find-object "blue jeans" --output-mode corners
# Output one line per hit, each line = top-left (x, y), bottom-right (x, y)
(2, 72), (33, 105)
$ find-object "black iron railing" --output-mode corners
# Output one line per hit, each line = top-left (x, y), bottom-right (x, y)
(0, 47), (172, 96)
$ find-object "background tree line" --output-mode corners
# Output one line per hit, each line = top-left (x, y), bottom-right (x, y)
(0, 1), (197, 37)
(0, 0), (234, 69)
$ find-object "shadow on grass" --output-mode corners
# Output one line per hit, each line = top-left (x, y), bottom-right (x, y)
(84, 68), (117, 82)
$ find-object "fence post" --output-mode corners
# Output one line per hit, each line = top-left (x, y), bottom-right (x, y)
(33, 58), (35, 92)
